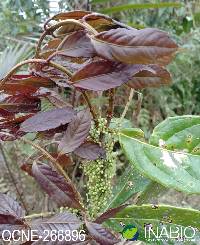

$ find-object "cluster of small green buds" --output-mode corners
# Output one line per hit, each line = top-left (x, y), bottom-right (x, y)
(83, 117), (117, 218)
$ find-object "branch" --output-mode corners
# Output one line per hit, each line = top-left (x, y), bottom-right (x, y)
(35, 19), (98, 58)
(25, 211), (54, 220)
(81, 90), (98, 127)
(21, 138), (70, 181)
(121, 88), (134, 121)
(20, 138), (84, 210)
(0, 58), (74, 89)
(49, 61), (73, 77)
(0, 59), (47, 87)
(106, 88), (115, 127)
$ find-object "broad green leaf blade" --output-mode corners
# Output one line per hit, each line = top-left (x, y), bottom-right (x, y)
(120, 134), (200, 194)
(136, 181), (168, 205)
(120, 128), (144, 139)
(150, 115), (200, 155)
(111, 205), (200, 229)
(101, 3), (182, 14)
(106, 205), (200, 244)
(104, 165), (151, 210)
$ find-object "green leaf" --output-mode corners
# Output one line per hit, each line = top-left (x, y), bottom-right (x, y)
(150, 115), (200, 155)
(106, 205), (200, 244)
(120, 128), (144, 139)
(101, 3), (182, 14)
(120, 134), (200, 194)
(104, 165), (151, 210)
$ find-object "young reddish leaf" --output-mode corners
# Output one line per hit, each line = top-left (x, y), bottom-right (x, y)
(94, 205), (128, 224)
(51, 55), (87, 73)
(57, 30), (95, 58)
(43, 38), (62, 50)
(47, 93), (72, 108)
(35, 88), (72, 108)
(36, 124), (69, 139)
(32, 162), (82, 209)
(0, 114), (32, 141)
(83, 13), (130, 32)
(85, 221), (119, 245)
(41, 38), (62, 58)
(32, 56), (86, 87)
(10, 75), (54, 88)
(50, 10), (91, 21)
(1, 84), (38, 95)
(127, 65), (171, 89)
(20, 162), (33, 177)
(31, 63), (69, 86)
(58, 109), (91, 154)
(71, 60), (154, 91)
(50, 153), (73, 167)
(91, 28), (178, 65)
(0, 108), (15, 117)
(74, 142), (106, 160)
(51, 11), (91, 35)
(20, 107), (76, 132)
(0, 95), (41, 113)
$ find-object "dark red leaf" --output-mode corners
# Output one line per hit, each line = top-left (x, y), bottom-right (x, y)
(50, 11), (91, 35)
(0, 95), (41, 113)
(10, 75), (54, 88)
(0, 114), (33, 141)
(30, 212), (85, 244)
(35, 124), (69, 139)
(0, 193), (25, 220)
(32, 56), (86, 87)
(58, 109), (91, 154)
(74, 142), (106, 160)
(47, 91), (72, 108)
(1, 84), (38, 95)
(43, 38), (62, 50)
(0, 193), (26, 230)
(82, 13), (129, 32)
(41, 38), (62, 58)
(85, 221), (119, 245)
(20, 162), (33, 177)
(71, 60), (154, 91)
(32, 212), (82, 235)
(127, 65), (171, 89)
(95, 205), (128, 224)
(57, 30), (95, 58)
(91, 28), (178, 65)
(50, 153), (73, 167)
(50, 10), (91, 21)
(0, 108), (15, 117)
(20, 107), (76, 132)
(32, 162), (83, 209)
